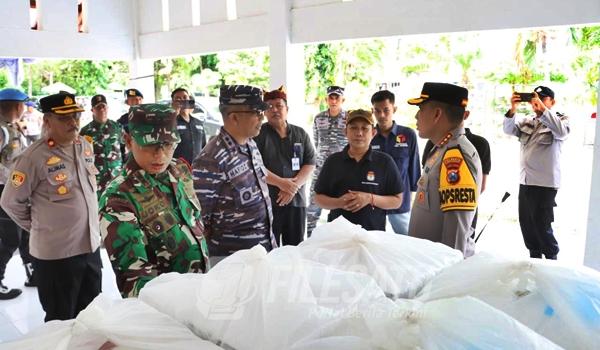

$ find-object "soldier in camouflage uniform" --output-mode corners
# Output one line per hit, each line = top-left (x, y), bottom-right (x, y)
(306, 85), (348, 237)
(99, 104), (209, 298)
(193, 85), (277, 265)
(80, 94), (124, 199)
(0, 88), (34, 299)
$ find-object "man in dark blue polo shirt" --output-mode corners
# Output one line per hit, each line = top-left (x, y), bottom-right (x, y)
(254, 87), (316, 245)
(314, 109), (403, 231)
(171, 87), (207, 164)
(370, 90), (421, 235)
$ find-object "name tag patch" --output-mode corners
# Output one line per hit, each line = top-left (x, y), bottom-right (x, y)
(227, 162), (250, 179)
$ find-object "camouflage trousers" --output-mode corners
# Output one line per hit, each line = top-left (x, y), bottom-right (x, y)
(306, 165), (323, 237)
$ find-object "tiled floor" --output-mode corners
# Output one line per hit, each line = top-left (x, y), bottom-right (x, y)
(0, 249), (120, 343)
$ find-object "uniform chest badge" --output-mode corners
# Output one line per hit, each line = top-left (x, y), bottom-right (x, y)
(54, 172), (68, 182)
(57, 185), (69, 195)
(443, 156), (463, 185)
(11, 171), (26, 188)
(47, 139), (56, 148)
(417, 191), (425, 204)
(46, 156), (61, 165)
(396, 134), (406, 144)
(84, 148), (92, 157)
(366, 171), (375, 182)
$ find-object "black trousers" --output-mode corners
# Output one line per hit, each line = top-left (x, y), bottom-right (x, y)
(0, 185), (33, 281)
(33, 249), (102, 322)
(518, 185), (559, 259)
(272, 206), (306, 246)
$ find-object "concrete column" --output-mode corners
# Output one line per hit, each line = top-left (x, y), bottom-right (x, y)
(267, 0), (305, 126)
(128, 59), (156, 103)
(584, 72), (600, 271)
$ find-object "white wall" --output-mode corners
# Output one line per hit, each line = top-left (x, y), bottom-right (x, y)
(291, 0), (600, 43)
(0, 0), (134, 60)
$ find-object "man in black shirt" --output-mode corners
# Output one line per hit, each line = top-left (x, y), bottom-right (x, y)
(254, 87), (316, 245)
(171, 88), (207, 164)
(314, 109), (403, 231)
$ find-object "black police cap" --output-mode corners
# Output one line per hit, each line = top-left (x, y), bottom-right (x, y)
(407, 82), (468, 108)
(40, 92), (84, 114)
(534, 86), (554, 99)
(124, 88), (143, 98)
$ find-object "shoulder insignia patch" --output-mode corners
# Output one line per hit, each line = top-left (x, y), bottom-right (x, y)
(439, 147), (477, 212)
(11, 171), (26, 188)
(83, 135), (93, 145)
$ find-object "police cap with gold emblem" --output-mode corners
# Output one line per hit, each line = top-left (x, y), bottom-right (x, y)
(124, 88), (143, 98)
(407, 82), (468, 108)
(128, 103), (180, 146)
(39, 92), (85, 115)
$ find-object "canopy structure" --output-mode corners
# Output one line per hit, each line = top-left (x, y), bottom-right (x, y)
(41, 82), (76, 94)
(0, 0), (599, 269)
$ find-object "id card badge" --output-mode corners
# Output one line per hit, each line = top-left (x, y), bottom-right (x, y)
(292, 157), (300, 171)
(292, 143), (302, 171)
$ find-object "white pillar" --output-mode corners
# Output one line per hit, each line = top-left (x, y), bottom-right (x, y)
(584, 71), (600, 270)
(128, 59), (156, 103)
(267, 0), (305, 126)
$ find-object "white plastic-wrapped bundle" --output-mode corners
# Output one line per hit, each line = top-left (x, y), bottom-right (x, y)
(292, 296), (562, 349)
(0, 295), (223, 350)
(298, 216), (463, 298)
(139, 245), (389, 350)
(416, 253), (600, 350)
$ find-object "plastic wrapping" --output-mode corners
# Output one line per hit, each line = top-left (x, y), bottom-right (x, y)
(417, 253), (600, 349)
(299, 216), (463, 298)
(139, 245), (389, 350)
(0, 295), (223, 350)
(292, 296), (561, 349)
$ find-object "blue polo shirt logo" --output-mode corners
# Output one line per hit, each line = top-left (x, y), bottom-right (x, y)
(366, 171), (375, 181)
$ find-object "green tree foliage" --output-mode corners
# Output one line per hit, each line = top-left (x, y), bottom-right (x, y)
(154, 51), (268, 99)
(304, 40), (384, 107)
(0, 69), (8, 89)
(569, 26), (600, 104)
(21, 60), (128, 96)
(216, 49), (270, 88)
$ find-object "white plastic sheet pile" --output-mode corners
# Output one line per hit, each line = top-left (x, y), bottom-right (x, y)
(416, 253), (600, 350)
(292, 295), (561, 349)
(298, 216), (463, 298)
(139, 245), (388, 350)
(0, 294), (223, 350)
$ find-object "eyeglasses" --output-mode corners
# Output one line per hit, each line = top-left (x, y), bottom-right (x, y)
(229, 110), (264, 117)
(139, 142), (178, 153)
(267, 103), (286, 110)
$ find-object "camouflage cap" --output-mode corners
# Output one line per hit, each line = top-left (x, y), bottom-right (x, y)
(219, 85), (269, 112)
(128, 104), (180, 146)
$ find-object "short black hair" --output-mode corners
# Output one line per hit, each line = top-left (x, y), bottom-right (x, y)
(371, 90), (395, 105)
(428, 101), (465, 125)
(171, 87), (190, 99)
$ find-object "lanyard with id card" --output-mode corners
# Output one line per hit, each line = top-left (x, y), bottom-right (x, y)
(292, 143), (302, 171)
